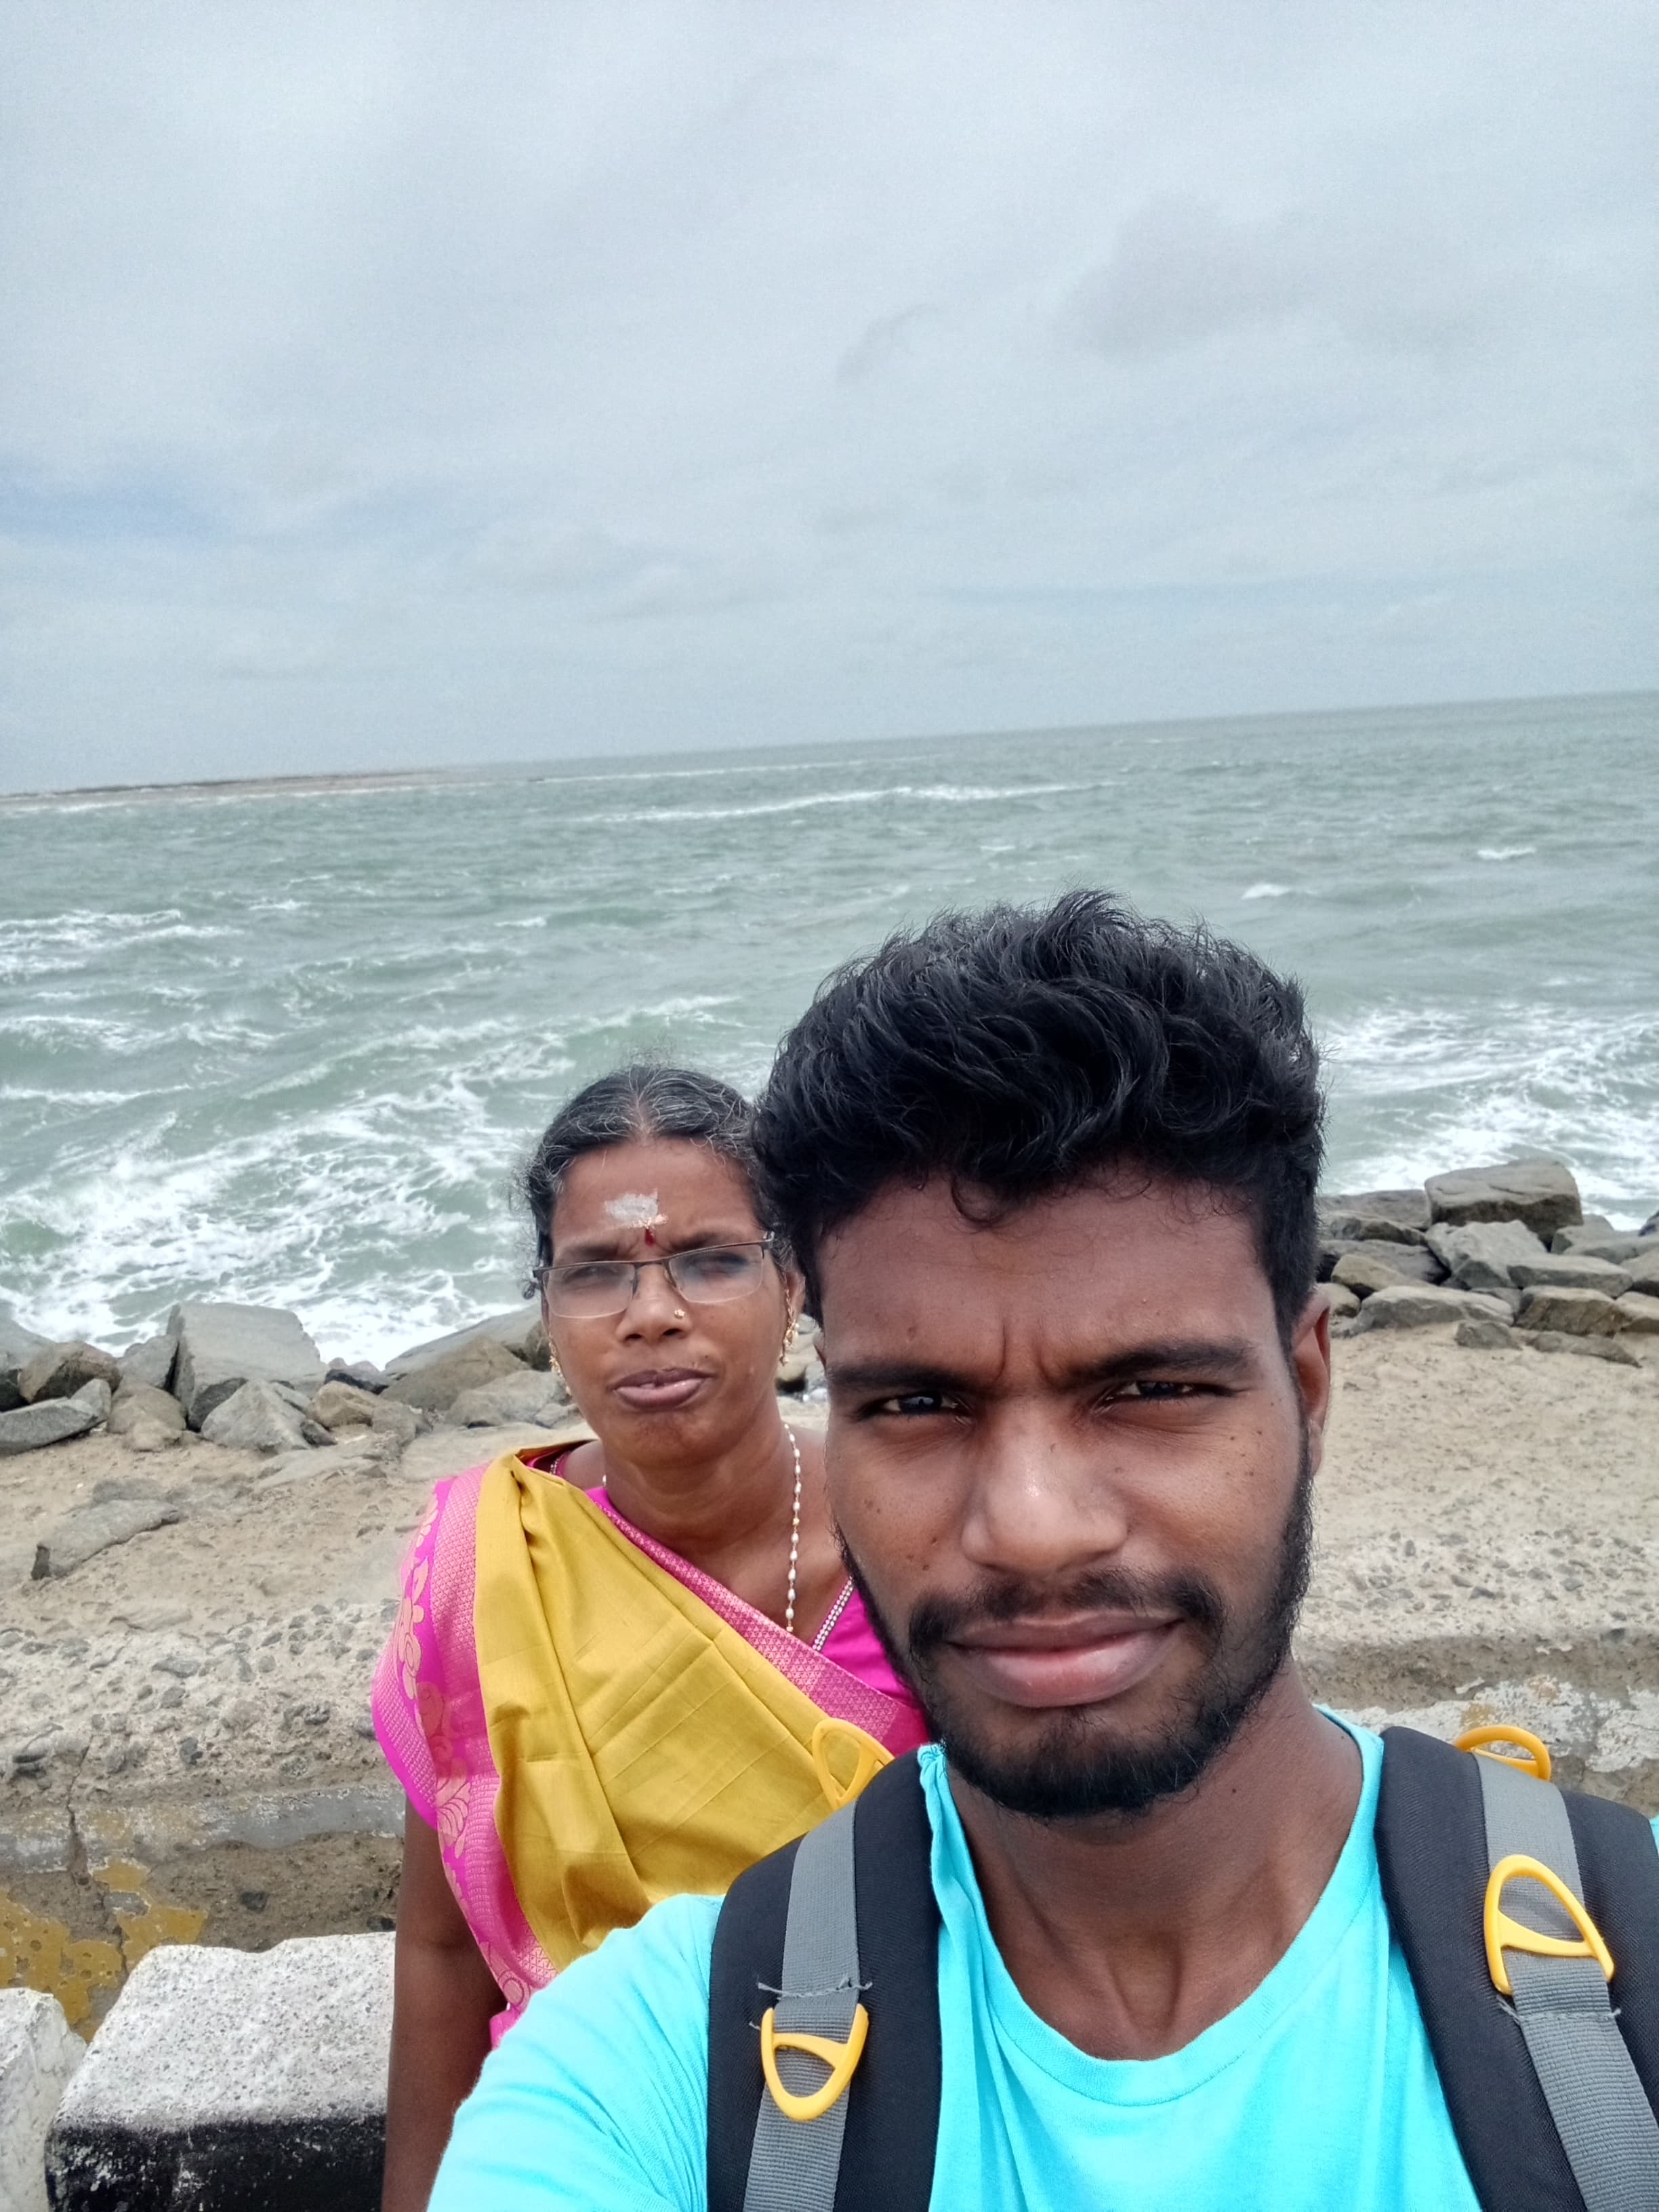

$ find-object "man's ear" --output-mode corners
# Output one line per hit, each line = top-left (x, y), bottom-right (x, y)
(1290, 1292), (1334, 1469)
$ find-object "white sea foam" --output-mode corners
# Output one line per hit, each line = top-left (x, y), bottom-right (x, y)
(1242, 882), (1292, 900)
(1320, 1001), (1659, 1224)
(575, 780), (1094, 827)
(1475, 845), (1537, 861)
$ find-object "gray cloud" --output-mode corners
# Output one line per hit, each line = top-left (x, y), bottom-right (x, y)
(0, 0), (1654, 790)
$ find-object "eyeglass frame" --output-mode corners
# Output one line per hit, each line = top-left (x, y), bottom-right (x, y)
(531, 1234), (783, 1319)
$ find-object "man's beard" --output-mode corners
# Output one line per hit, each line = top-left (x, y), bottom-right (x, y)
(842, 1431), (1314, 1823)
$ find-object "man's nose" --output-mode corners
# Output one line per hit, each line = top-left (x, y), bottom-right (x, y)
(960, 1408), (1130, 1578)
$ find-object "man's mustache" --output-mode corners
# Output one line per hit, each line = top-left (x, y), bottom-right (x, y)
(905, 1565), (1227, 1663)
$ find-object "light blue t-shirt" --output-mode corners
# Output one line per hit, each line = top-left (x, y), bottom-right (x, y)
(432, 1725), (1490, 2209)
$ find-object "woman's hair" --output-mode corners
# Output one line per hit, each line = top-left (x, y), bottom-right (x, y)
(521, 1063), (757, 1274)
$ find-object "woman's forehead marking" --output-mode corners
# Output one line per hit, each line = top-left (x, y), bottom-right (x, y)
(603, 1191), (666, 1242)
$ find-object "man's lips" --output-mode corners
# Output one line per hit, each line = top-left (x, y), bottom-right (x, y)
(944, 1612), (1182, 1710)
(611, 1367), (712, 1412)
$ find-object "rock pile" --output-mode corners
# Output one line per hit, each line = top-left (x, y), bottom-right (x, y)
(0, 1294), (829, 1498)
(1318, 1156), (1659, 1364)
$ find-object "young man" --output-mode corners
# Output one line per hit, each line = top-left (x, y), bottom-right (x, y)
(430, 892), (1659, 2211)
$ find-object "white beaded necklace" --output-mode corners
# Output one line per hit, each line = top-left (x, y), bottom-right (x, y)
(783, 1425), (803, 1637)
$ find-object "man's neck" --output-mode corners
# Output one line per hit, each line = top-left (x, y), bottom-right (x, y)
(947, 1671), (1362, 2062)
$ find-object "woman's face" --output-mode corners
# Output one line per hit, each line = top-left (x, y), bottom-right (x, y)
(541, 1136), (798, 1471)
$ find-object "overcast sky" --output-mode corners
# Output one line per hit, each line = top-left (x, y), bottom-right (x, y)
(1, 1), (1654, 791)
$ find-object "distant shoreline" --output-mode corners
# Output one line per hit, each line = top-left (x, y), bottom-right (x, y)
(3, 684), (1652, 807)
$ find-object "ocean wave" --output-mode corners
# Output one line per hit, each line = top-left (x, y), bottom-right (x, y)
(1242, 882), (1293, 900)
(571, 780), (1096, 827)
(1475, 845), (1538, 861)
(1320, 1002), (1659, 1223)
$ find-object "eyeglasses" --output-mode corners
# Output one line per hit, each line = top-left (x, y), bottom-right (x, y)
(537, 1239), (776, 1319)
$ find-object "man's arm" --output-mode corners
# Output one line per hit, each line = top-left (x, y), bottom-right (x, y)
(430, 1892), (720, 2212)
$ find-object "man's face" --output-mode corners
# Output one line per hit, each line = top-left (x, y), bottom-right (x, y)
(819, 1172), (1331, 1822)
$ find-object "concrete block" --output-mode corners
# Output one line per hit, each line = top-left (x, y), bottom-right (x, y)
(45, 1933), (392, 2212)
(168, 1305), (324, 1430)
(1, 1989), (82, 2212)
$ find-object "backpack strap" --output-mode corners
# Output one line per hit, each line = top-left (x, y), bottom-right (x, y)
(707, 1751), (941, 2212)
(1378, 1725), (1659, 2212)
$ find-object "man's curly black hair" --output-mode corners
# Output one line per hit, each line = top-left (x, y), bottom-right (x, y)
(753, 889), (1324, 1340)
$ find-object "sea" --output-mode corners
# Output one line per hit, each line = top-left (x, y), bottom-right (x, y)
(2, 691), (1655, 1366)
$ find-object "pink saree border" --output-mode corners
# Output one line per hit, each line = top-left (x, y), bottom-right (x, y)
(372, 1452), (925, 2039)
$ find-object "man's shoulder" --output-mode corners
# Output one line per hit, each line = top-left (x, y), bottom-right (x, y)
(432, 1892), (722, 2211)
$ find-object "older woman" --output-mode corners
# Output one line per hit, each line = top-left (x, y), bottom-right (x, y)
(374, 1065), (926, 2210)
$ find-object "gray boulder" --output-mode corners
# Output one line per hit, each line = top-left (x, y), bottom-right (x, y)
(384, 1308), (545, 1378)
(45, 1933), (392, 2212)
(0, 1314), (50, 1413)
(1549, 1218), (1616, 1252)
(1, 1987), (83, 2212)
(1552, 1231), (1659, 1266)
(365, 1396), (419, 1448)
(31, 1485), (184, 1579)
(108, 1384), (186, 1437)
(1424, 1218), (1546, 1292)
(444, 1370), (574, 1429)
(1331, 1250), (1412, 1298)
(381, 1335), (522, 1413)
(119, 1334), (178, 1392)
(1454, 1318), (1519, 1351)
(1317, 1189), (1431, 1242)
(1425, 1156), (1582, 1237)
(0, 1398), (98, 1458)
(69, 1378), (112, 1425)
(1643, 1208), (1659, 1238)
(199, 1380), (312, 1454)
(1349, 1286), (1513, 1334)
(307, 1380), (377, 1431)
(1626, 1251), (1659, 1297)
(324, 1359), (386, 1393)
(20, 1340), (122, 1405)
(123, 1416), (183, 1456)
(1322, 1283), (1361, 1320)
(1523, 1330), (1641, 1367)
(1515, 1286), (1624, 1337)
(1509, 1256), (1633, 1295)
(169, 1303), (324, 1429)
(1615, 1292), (1659, 1336)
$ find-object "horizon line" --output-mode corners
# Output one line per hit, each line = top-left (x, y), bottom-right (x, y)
(2, 681), (1652, 806)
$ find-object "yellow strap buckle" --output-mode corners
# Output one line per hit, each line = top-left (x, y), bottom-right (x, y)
(1454, 1723), (1553, 1781)
(811, 1719), (890, 1811)
(1483, 1853), (1615, 1998)
(759, 2003), (870, 2123)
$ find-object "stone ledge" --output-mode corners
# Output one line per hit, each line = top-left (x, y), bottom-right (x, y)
(46, 1933), (391, 2212)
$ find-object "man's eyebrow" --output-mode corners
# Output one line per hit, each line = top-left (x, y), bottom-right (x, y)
(827, 1339), (1258, 1396)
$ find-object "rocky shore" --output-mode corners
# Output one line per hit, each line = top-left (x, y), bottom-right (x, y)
(1, 1152), (1656, 2045)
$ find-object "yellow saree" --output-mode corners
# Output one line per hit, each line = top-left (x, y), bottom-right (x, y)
(473, 1451), (890, 1971)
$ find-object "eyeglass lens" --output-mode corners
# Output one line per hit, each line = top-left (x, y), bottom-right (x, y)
(544, 1242), (768, 1318)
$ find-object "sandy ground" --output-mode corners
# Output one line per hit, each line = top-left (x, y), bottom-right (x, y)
(3, 1331), (1656, 2026)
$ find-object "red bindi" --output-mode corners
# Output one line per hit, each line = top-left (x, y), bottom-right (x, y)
(643, 1226), (657, 1246)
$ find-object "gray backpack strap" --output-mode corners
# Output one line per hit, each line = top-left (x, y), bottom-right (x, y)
(1477, 1753), (1659, 2211)
(741, 1799), (865, 2212)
